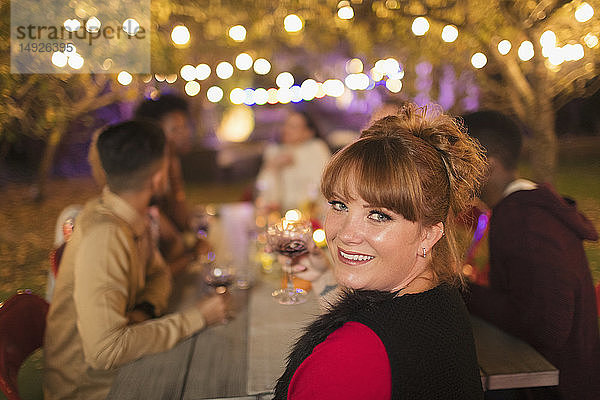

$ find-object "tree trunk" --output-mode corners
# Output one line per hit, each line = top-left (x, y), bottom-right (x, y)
(526, 88), (557, 185)
(32, 125), (65, 202)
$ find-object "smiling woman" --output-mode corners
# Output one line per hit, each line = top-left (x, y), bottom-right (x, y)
(274, 103), (487, 400)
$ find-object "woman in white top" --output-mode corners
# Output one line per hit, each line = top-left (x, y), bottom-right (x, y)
(256, 111), (331, 213)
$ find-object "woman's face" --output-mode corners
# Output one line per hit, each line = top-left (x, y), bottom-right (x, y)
(324, 190), (430, 292)
(281, 113), (314, 145)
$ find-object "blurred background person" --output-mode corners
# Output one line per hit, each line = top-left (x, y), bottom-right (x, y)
(255, 110), (331, 216)
(463, 110), (600, 400)
(134, 94), (210, 273)
(44, 120), (228, 400)
(274, 104), (486, 399)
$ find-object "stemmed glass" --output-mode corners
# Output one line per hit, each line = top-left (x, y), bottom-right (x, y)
(203, 260), (235, 295)
(266, 218), (312, 305)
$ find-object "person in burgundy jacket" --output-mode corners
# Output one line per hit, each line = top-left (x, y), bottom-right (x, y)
(463, 110), (600, 400)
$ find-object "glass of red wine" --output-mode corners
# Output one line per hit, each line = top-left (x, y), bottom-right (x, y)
(266, 218), (312, 305)
(203, 260), (235, 295)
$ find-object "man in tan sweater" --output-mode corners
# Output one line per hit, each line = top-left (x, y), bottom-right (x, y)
(44, 120), (228, 400)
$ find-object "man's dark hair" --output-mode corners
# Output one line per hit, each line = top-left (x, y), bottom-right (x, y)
(462, 110), (522, 171)
(134, 94), (189, 122)
(97, 120), (166, 192)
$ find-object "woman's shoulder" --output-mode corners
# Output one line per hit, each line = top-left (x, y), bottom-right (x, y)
(288, 321), (391, 400)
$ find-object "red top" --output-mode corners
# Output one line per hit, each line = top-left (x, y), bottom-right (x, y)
(287, 321), (391, 400)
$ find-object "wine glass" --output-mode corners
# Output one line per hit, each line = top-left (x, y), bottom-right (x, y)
(203, 260), (235, 295)
(266, 219), (312, 305)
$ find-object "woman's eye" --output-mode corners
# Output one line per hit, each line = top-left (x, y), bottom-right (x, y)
(368, 210), (392, 222)
(328, 200), (347, 212)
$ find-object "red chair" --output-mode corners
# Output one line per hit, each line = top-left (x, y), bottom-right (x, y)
(0, 291), (49, 400)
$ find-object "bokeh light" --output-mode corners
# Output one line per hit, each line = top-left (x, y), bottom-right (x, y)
(441, 25), (458, 43)
(236, 53), (253, 70)
(207, 86), (224, 103)
(216, 61), (234, 79)
(575, 2), (594, 22)
(300, 79), (319, 101)
(254, 88), (269, 105)
(338, 6), (354, 20)
(228, 25), (247, 42)
(230, 88), (245, 104)
(180, 65), (197, 81)
(471, 52), (487, 68)
(345, 58), (363, 74)
(253, 58), (271, 75)
(117, 71), (133, 85)
(584, 33), (599, 48)
(85, 17), (101, 33)
(276, 72), (294, 88)
(411, 17), (429, 36)
(184, 81), (200, 96)
(68, 53), (84, 69)
(323, 79), (345, 97)
(195, 64), (211, 80)
(284, 14), (303, 32)
(122, 18), (140, 36)
(385, 79), (402, 93)
(171, 25), (190, 45)
(518, 41), (534, 61)
(51, 52), (68, 67)
(497, 40), (512, 55)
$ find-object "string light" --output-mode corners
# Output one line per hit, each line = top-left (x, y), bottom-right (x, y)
(117, 71), (133, 85)
(385, 79), (402, 93)
(411, 17), (429, 36)
(122, 18), (140, 36)
(284, 14), (303, 32)
(584, 33), (599, 48)
(216, 61), (234, 79)
(345, 58), (363, 74)
(253, 58), (271, 75)
(300, 79), (319, 100)
(518, 41), (534, 61)
(441, 25), (458, 43)
(276, 72), (294, 88)
(51, 52), (68, 67)
(323, 79), (345, 97)
(254, 88), (269, 105)
(180, 65), (197, 81)
(171, 25), (190, 45)
(195, 64), (211, 80)
(184, 81), (200, 96)
(165, 74), (177, 83)
(267, 88), (279, 104)
(471, 52), (487, 68)
(497, 40), (512, 55)
(68, 53), (84, 69)
(86, 17), (101, 33)
(235, 53), (253, 70)
(338, 6), (354, 20)
(575, 2), (594, 22)
(230, 88), (245, 104)
(207, 86), (224, 102)
(277, 87), (292, 104)
(228, 25), (247, 42)
(63, 19), (80, 32)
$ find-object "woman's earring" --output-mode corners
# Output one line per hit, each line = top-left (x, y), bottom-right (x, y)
(422, 247), (427, 258)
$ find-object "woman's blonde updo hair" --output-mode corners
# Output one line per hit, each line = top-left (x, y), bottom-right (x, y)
(321, 103), (487, 286)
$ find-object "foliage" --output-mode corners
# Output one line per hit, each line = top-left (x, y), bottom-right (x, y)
(152, 0), (599, 181)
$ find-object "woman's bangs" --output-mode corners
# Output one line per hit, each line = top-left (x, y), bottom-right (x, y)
(321, 138), (422, 221)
